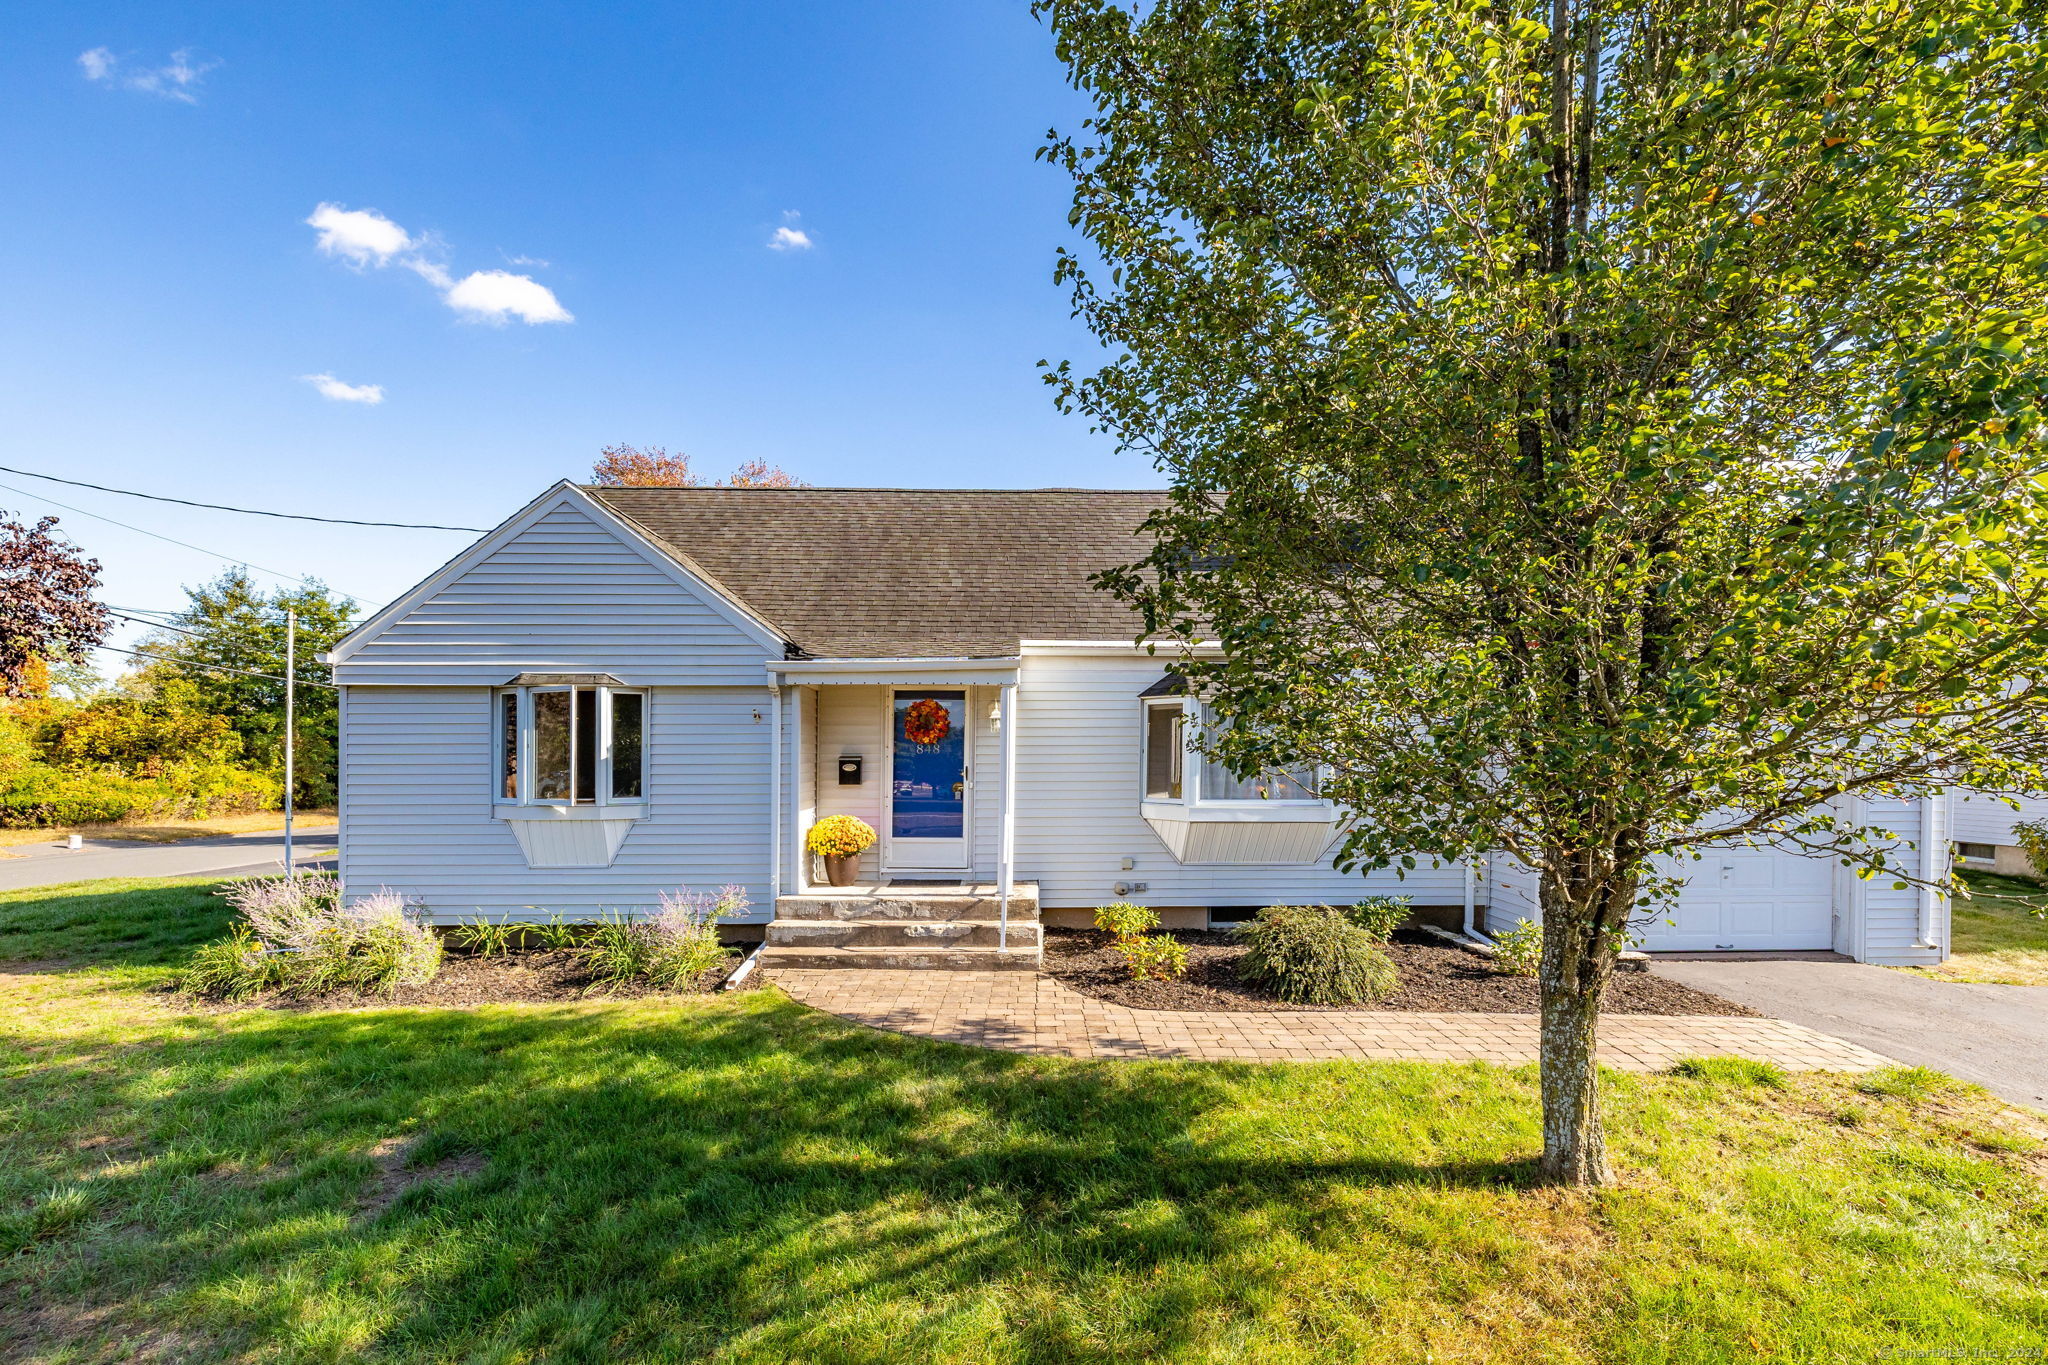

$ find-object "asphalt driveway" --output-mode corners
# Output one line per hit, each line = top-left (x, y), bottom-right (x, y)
(1650, 957), (2048, 1111)
(0, 828), (337, 893)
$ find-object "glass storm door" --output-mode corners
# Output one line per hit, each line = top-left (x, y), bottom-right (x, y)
(886, 690), (969, 871)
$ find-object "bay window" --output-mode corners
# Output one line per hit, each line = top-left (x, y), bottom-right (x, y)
(1138, 684), (1336, 865)
(1143, 701), (1185, 799)
(496, 684), (646, 807)
(1142, 696), (1321, 805)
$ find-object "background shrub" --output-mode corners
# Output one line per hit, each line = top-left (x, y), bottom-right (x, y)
(1491, 919), (1543, 977)
(1236, 905), (1400, 1005)
(1344, 896), (1410, 942)
(2010, 818), (2048, 876)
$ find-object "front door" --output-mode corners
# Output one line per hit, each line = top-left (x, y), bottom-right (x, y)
(885, 690), (969, 873)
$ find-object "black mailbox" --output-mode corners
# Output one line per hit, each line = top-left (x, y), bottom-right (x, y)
(837, 756), (863, 785)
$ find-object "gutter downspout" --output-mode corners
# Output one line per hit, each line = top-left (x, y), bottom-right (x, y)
(1917, 793), (1939, 950)
(769, 685), (783, 904)
(1460, 854), (1496, 946)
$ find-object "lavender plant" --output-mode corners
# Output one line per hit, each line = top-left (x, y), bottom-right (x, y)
(183, 873), (441, 998)
(578, 886), (741, 992)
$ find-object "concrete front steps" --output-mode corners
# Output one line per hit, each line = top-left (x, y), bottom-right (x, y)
(762, 883), (1042, 971)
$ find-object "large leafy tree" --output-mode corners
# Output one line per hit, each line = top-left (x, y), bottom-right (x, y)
(1038, 0), (2048, 1183)
(0, 512), (108, 697)
(137, 570), (356, 807)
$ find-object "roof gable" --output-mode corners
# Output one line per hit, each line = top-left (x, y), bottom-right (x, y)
(328, 483), (785, 683)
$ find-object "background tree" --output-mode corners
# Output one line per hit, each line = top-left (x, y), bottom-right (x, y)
(137, 570), (356, 807)
(1038, 0), (2048, 1183)
(588, 443), (805, 488)
(0, 512), (108, 697)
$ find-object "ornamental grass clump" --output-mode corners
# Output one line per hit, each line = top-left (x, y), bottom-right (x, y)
(579, 885), (741, 992)
(1236, 905), (1399, 1005)
(1093, 901), (1189, 981)
(183, 872), (441, 999)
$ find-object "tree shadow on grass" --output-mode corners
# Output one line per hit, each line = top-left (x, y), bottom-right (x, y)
(3, 990), (1548, 1364)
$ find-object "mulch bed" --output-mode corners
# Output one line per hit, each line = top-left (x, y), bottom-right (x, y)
(1044, 927), (1758, 1017)
(203, 945), (759, 1012)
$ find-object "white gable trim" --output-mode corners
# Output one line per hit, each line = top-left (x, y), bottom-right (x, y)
(326, 481), (787, 664)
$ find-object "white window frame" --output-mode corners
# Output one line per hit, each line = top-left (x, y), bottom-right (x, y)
(494, 684), (648, 811)
(1139, 697), (1330, 813)
(1141, 698), (1187, 804)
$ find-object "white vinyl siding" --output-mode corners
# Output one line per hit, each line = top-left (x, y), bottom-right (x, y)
(1839, 794), (1948, 966)
(339, 685), (776, 922)
(334, 498), (777, 687)
(1011, 652), (1468, 910)
(1948, 788), (2048, 849)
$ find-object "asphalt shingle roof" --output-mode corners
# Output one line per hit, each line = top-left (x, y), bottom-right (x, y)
(585, 486), (1169, 658)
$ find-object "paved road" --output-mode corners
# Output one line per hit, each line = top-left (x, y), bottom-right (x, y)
(1651, 957), (2048, 1111)
(0, 827), (338, 893)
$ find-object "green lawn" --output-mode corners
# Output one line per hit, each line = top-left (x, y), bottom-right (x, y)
(3, 879), (2046, 1363)
(1918, 869), (2048, 986)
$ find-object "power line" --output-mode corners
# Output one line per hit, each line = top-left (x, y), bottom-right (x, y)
(0, 462), (485, 531)
(93, 641), (338, 691)
(0, 479), (366, 602)
(108, 610), (206, 639)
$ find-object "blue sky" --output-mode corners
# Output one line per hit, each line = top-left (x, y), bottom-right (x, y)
(1, 2), (1129, 665)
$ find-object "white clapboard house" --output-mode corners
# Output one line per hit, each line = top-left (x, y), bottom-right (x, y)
(327, 482), (1954, 969)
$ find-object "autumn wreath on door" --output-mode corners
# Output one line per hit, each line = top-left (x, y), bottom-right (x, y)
(902, 697), (952, 746)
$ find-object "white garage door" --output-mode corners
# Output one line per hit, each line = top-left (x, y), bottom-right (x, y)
(1635, 847), (1836, 952)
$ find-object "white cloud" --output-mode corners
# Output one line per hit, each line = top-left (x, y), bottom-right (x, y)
(79, 47), (217, 103)
(442, 270), (573, 324)
(306, 203), (413, 267)
(768, 212), (814, 252)
(306, 203), (571, 324)
(302, 373), (385, 404)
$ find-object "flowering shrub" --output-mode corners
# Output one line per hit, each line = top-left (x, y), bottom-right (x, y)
(806, 815), (877, 857)
(182, 872), (441, 999)
(579, 885), (742, 991)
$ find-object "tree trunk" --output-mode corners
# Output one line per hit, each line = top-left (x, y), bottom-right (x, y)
(1538, 950), (1610, 1185)
(1536, 861), (1626, 1186)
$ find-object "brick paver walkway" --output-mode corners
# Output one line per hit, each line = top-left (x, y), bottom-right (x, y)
(772, 969), (1897, 1071)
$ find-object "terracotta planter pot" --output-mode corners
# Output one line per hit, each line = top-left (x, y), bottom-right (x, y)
(823, 853), (862, 887)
